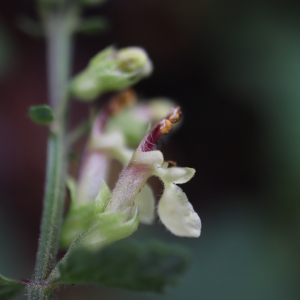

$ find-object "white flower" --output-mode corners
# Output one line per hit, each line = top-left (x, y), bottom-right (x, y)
(105, 150), (201, 237)
(103, 105), (201, 238)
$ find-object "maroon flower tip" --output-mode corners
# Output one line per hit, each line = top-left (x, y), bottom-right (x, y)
(138, 106), (182, 152)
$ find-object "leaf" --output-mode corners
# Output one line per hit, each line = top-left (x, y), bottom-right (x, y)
(28, 105), (54, 125)
(56, 239), (191, 293)
(0, 275), (25, 300)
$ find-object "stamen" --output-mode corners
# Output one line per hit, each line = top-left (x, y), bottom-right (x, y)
(159, 119), (172, 134)
(168, 160), (177, 166)
(167, 106), (182, 123)
(138, 106), (182, 152)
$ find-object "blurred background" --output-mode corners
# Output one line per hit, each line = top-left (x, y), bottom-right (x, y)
(1, 0), (300, 299)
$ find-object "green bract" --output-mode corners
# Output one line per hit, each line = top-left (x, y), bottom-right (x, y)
(71, 46), (152, 101)
(60, 177), (139, 251)
(60, 179), (111, 249)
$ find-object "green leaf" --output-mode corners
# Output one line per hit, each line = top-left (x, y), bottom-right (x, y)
(28, 105), (54, 125)
(56, 239), (191, 293)
(0, 275), (25, 300)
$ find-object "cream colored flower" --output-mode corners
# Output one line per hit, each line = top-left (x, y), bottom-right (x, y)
(105, 150), (201, 237)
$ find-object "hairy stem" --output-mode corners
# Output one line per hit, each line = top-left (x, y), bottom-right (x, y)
(28, 4), (78, 299)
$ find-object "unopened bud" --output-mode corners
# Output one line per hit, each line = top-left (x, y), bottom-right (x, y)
(116, 47), (152, 74)
(71, 46), (153, 101)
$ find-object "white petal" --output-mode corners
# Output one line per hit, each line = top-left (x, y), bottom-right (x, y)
(156, 167), (195, 184)
(131, 150), (164, 169)
(134, 184), (155, 224)
(162, 161), (169, 169)
(158, 184), (201, 237)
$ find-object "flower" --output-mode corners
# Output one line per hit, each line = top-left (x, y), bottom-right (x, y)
(61, 102), (200, 252)
(105, 149), (201, 237)
(60, 92), (178, 248)
(105, 106), (201, 237)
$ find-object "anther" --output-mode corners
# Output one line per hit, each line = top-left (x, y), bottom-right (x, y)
(159, 119), (172, 134)
(168, 106), (182, 123)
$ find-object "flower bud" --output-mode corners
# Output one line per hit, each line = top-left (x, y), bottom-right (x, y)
(71, 46), (153, 101)
(116, 47), (152, 74)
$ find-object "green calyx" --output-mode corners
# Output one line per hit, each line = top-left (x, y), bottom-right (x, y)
(60, 178), (139, 251)
(60, 179), (111, 249)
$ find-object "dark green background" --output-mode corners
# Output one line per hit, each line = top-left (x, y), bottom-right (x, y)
(0, 0), (299, 299)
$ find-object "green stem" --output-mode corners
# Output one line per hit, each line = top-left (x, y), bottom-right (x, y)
(27, 4), (78, 300)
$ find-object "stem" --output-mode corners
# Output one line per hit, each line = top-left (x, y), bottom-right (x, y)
(28, 4), (78, 299)
(47, 13), (72, 110)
